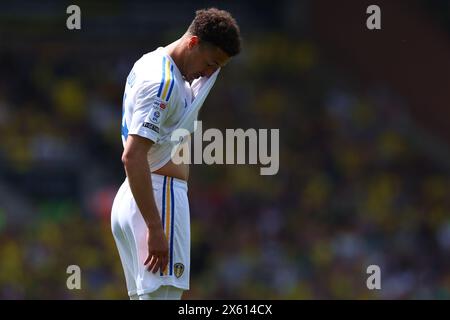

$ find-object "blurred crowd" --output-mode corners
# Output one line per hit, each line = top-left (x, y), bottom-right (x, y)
(0, 2), (449, 300)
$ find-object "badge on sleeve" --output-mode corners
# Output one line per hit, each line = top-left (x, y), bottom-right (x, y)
(149, 109), (161, 124)
(151, 99), (167, 110)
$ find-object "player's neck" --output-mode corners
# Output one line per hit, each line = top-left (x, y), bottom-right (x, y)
(165, 38), (187, 78)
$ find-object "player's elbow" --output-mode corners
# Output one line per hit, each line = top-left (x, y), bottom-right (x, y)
(121, 135), (153, 168)
(121, 150), (143, 169)
(121, 152), (129, 167)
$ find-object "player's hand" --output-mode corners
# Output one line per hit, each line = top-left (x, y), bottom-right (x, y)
(144, 227), (169, 274)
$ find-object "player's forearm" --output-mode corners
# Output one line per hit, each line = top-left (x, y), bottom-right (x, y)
(123, 156), (162, 230)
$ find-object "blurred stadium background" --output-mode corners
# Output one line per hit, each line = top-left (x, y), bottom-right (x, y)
(0, 0), (449, 299)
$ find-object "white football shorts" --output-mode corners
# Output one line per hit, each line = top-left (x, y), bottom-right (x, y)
(111, 173), (190, 297)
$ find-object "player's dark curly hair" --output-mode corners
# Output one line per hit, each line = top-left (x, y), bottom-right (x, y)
(187, 8), (241, 57)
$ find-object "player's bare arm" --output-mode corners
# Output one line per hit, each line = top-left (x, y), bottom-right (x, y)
(121, 134), (168, 274)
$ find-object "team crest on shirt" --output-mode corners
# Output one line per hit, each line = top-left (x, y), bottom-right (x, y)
(174, 263), (184, 278)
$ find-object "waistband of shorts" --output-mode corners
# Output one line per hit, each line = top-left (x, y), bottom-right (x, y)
(151, 173), (188, 191)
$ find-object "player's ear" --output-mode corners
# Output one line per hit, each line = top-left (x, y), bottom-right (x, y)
(187, 36), (199, 49)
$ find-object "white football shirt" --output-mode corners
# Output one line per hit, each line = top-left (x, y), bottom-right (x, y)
(121, 47), (218, 171)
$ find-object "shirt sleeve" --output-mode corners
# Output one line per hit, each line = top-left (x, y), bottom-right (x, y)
(128, 81), (172, 143)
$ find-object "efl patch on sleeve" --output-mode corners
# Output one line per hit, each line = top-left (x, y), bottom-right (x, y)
(148, 108), (161, 124)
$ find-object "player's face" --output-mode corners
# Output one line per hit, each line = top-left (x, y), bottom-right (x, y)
(184, 36), (230, 82)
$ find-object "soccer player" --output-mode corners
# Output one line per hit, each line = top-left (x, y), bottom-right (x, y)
(111, 8), (241, 300)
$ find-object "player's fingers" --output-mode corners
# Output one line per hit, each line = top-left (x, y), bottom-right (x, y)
(153, 257), (165, 274)
(154, 251), (168, 273)
(144, 255), (151, 266)
(147, 255), (158, 272)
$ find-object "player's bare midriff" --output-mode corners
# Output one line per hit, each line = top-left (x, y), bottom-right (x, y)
(153, 160), (189, 182)
(152, 139), (190, 181)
